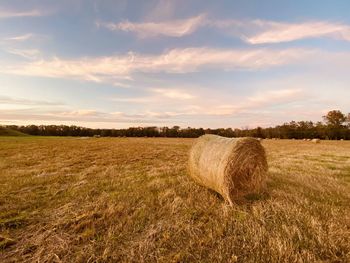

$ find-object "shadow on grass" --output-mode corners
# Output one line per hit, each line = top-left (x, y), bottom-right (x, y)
(206, 187), (271, 206)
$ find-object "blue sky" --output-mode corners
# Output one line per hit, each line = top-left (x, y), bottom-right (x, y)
(0, 0), (349, 128)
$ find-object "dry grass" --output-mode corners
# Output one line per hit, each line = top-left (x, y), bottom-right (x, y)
(0, 137), (349, 262)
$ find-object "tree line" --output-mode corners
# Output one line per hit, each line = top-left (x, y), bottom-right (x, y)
(4, 110), (350, 140)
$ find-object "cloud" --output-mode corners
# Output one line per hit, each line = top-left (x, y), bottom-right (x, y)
(0, 87), (312, 129)
(210, 19), (350, 44)
(150, 47), (312, 72)
(4, 33), (34, 42)
(112, 81), (132, 89)
(244, 20), (350, 44)
(0, 108), (171, 125)
(58, 110), (100, 117)
(110, 87), (195, 104)
(4, 48), (41, 59)
(0, 96), (63, 106)
(246, 88), (304, 106)
(97, 14), (206, 38)
(98, 14), (350, 43)
(184, 88), (305, 116)
(151, 88), (195, 99)
(0, 9), (45, 19)
(109, 87), (305, 118)
(0, 107), (193, 127)
(0, 55), (133, 83)
(0, 47), (313, 83)
(203, 88), (304, 116)
(110, 97), (153, 103)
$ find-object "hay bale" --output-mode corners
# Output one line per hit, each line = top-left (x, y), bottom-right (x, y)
(188, 135), (268, 204)
(312, 138), (320, 143)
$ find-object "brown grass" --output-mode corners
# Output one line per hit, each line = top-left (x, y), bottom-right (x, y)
(0, 137), (349, 262)
(188, 135), (268, 204)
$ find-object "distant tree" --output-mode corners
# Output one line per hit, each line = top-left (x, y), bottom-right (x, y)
(256, 127), (264, 138)
(5, 110), (350, 139)
(323, 110), (347, 127)
(323, 110), (347, 140)
(315, 122), (326, 139)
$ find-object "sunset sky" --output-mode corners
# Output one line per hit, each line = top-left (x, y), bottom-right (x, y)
(1, 0), (350, 128)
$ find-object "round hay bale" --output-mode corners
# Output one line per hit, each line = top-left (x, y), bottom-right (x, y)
(188, 135), (268, 204)
(312, 138), (320, 143)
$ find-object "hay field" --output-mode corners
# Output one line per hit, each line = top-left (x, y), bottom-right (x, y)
(0, 137), (349, 262)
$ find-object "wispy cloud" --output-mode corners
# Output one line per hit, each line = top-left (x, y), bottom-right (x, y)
(0, 47), (313, 83)
(242, 20), (350, 44)
(97, 14), (206, 38)
(151, 48), (312, 72)
(111, 81), (132, 89)
(0, 9), (45, 19)
(4, 33), (34, 42)
(110, 97), (153, 103)
(0, 108), (168, 125)
(4, 48), (41, 59)
(110, 87), (195, 104)
(109, 87), (305, 117)
(151, 88), (195, 100)
(185, 88), (305, 116)
(98, 14), (350, 43)
(209, 19), (350, 44)
(58, 110), (101, 117)
(0, 96), (63, 106)
(0, 87), (311, 128)
(246, 88), (304, 106)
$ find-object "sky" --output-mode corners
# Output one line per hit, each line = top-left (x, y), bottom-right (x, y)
(0, 0), (350, 129)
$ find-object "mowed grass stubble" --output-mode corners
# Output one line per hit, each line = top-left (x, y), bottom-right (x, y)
(0, 137), (349, 262)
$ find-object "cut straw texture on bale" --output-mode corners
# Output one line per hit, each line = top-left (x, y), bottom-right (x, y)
(188, 135), (268, 204)
(312, 139), (321, 143)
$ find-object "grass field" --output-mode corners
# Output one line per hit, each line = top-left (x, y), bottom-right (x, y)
(0, 137), (349, 262)
(0, 127), (27, 137)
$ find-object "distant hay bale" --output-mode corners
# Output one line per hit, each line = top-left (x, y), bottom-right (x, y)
(312, 138), (321, 143)
(188, 135), (268, 204)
